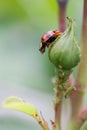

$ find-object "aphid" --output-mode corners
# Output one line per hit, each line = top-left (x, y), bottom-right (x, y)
(39, 30), (61, 53)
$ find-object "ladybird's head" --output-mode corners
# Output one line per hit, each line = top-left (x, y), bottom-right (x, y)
(39, 42), (46, 54)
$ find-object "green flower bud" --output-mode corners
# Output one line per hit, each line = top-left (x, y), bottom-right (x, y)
(48, 17), (81, 70)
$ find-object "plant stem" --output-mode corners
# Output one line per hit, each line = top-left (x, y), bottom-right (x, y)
(77, 0), (87, 86)
(57, 0), (68, 32)
(58, 5), (66, 32)
(71, 0), (87, 129)
(54, 1), (69, 130)
(54, 88), (63, 130)
(76, 109), (87, 130)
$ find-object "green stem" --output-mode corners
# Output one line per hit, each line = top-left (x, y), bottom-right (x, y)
(77, 0), (87, 86)
(54, 87), (63, 130)
(54, 1), (69, 130)
(71, 0), (87, 129)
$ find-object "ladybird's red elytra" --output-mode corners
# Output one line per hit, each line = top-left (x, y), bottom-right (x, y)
(41, 31), (55, 43)
(39, 30), (62, 54)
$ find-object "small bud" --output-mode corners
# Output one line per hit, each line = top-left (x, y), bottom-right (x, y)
(48, 17), (81, 70)
(65, 86), (75, 98)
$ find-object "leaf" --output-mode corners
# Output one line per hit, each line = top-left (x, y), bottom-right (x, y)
(2, 96), (38, 118)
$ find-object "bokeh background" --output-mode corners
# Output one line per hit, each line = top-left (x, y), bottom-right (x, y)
(0, 0), (84, 130)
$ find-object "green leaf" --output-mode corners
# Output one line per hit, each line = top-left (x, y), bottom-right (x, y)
(2, 96), (38, 118)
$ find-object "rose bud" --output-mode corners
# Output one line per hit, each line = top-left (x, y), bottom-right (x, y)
(48, 17), (81, 71)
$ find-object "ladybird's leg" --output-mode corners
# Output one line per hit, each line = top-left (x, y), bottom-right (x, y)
(46, 42), (50, 47)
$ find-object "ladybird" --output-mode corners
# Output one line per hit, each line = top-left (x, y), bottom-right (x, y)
(39, 30), (61, 53)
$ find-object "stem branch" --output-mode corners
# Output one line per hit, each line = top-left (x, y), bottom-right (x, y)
(71, 0), (87, 129)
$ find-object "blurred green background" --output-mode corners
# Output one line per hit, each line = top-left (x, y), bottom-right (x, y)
(0, 0), (84, 130)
